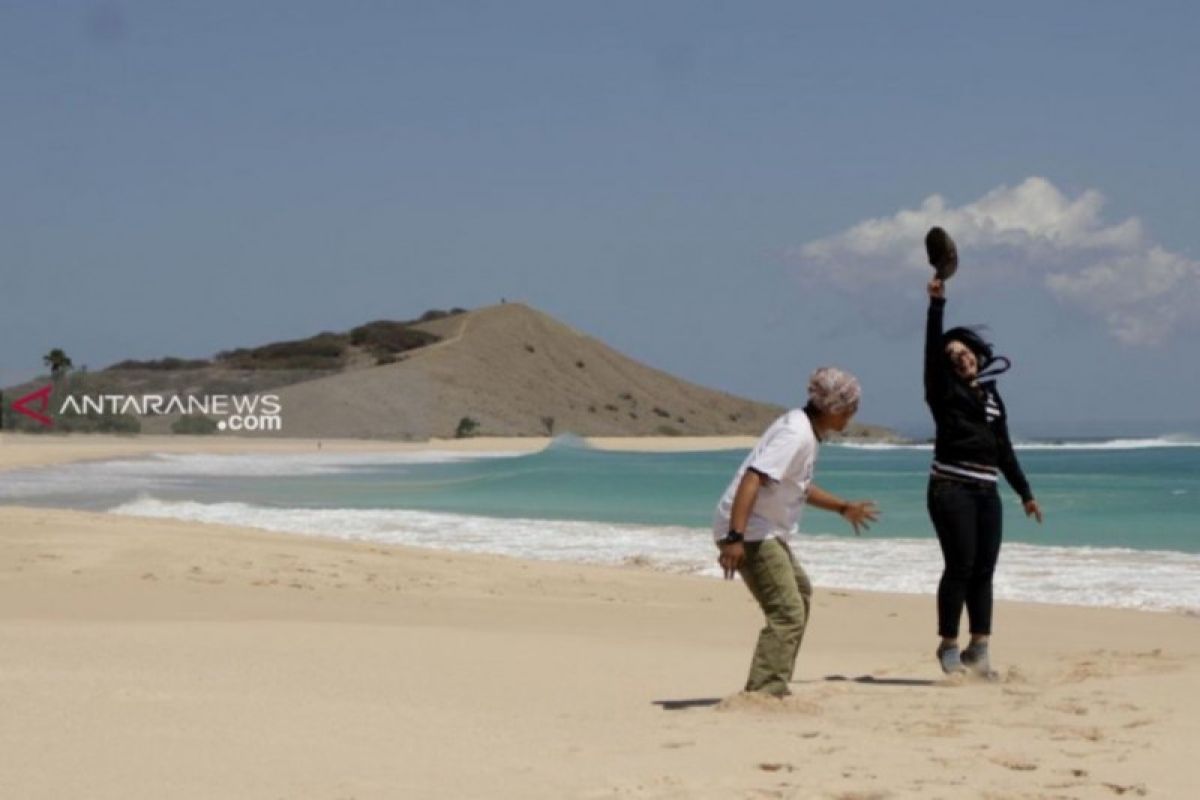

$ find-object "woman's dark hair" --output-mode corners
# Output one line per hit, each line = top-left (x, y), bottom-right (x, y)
(942, 326), (993, 363)
(943, 326), (1012, 378)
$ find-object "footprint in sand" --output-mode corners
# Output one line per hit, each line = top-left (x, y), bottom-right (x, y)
(715, 692), (823, 715)
(903, 719), (962, 738)
(1121, 718), (1154, 730)
(990, 755), (1038, 771)
(1062, 649), (1180, 684)
(1049, 700), (1089, 716)
(1049, 725), (1105, 742)
(934, 667), (1011, 688)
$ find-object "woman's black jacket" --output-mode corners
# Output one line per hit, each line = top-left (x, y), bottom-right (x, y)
(925, 296), (1033, 503)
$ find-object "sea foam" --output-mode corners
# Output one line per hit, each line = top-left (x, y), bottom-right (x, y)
(0, 450), (522, 500)
(837, 436), (1200, 452)
(110, 496), (1200, 615)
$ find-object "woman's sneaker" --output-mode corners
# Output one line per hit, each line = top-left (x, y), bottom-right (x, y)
(962, 642), (998, 679)
(936, 643), (967, 675)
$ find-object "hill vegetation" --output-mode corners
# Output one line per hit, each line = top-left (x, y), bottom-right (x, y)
(2, 304), (899, 441)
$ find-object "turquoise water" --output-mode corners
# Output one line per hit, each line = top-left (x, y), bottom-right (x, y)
(4, 437), (1198, 611)
(176, 439), (1198, 553)
(7, 437), (1196, 553)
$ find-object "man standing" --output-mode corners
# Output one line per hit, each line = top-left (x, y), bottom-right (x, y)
(714, 367), (879, 697)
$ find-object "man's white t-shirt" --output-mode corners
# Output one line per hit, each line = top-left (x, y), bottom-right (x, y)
(712, 410), (818, 542)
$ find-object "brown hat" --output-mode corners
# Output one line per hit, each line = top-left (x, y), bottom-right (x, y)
(925, 227), (958, 280)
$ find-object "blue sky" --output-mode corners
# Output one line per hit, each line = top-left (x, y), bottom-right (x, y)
(3, 2), (1198, 436)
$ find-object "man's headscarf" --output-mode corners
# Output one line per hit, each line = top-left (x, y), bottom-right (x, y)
(807, 367), (862, 414)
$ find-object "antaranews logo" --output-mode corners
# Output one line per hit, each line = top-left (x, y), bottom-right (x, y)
(3, 385), (284, 432)
(9, 385), (55, 427)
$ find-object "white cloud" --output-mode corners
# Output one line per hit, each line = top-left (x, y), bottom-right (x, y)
(792, 177), (1199, 345)
(1046, 246), (1200, 345)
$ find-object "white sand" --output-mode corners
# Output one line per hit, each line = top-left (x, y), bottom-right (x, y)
(1, 437), (1197, 798)
(0, 432), (757, 472)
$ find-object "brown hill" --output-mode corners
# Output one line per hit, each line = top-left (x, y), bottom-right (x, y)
(257, 302), (786, 438)
(5, 303), (898, 441)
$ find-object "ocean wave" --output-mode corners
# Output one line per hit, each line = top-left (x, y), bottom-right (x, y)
(115, 449), (526, 475)
(837, 435), (1200, 452)
(1011, 436), (1200, 450)
(834, 442), (933, 451)
(109, 497), (1200, 614)
(0, 450), (524, 499)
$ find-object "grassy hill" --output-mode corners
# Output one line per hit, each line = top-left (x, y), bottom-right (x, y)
(3, 303), (898, 441)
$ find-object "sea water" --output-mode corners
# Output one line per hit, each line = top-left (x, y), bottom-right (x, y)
(3, 436), (1197, 613)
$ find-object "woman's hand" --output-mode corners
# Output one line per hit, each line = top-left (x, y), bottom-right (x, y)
(928, 278), (946, 299)
(1024, 499), (1043, 524)
(840, 501), (880, 536)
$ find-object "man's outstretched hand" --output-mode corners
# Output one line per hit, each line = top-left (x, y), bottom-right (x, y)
(841, 501), (880, 536)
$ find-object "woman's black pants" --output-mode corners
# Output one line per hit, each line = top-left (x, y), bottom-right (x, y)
(927, 477), (1003, 638)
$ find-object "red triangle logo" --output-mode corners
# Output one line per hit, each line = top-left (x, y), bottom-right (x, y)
(12, 384), (54, 427)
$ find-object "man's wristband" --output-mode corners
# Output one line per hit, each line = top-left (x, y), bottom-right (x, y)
(719, 530), (744, 545)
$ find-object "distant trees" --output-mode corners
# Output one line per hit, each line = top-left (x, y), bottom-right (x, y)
(171, 415), (219, 435)
(349, 321), (439, 360)
(108, 357), (210, 371)
(212, 318), (447, 372)
(217, 333), (349, 371)
(35, 348), (73, 427)
(417, 308), (467, 322)
(455, 417), (480, 438)
(43, 348), (73, 379)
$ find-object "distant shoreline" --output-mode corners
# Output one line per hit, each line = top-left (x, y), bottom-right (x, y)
(0, 431), (769, 471)
(9, 429), (1200, 474)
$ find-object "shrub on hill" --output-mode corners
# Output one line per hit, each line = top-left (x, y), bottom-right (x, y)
(172, 414), (219, 435)
(56, 410), (141, 433)
(349, 321), (440, 358)
(217, 332), (349, 371)
(417, 308), (467, 323)
(107, 357), (211, 371)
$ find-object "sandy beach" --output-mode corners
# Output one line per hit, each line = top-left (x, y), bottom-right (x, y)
(8, 2), (1198, 797)
(2, 436), (1197, 798)
(0, 432), (758, 472)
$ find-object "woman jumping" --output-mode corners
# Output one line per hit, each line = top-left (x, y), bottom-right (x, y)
(924, 275), (1043, 676)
